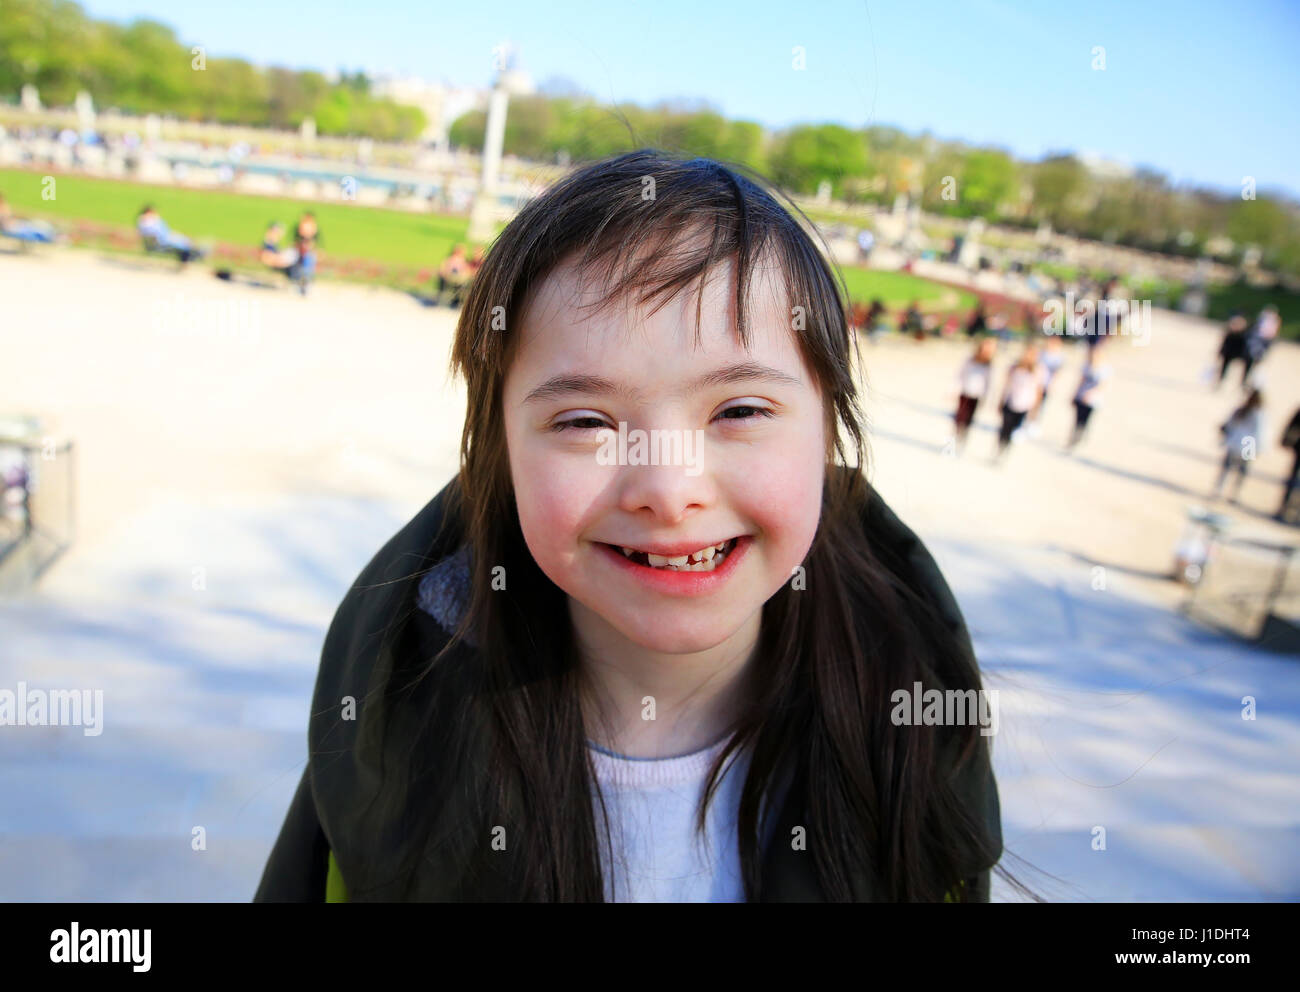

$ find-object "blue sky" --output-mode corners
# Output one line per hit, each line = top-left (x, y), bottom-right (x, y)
(80, 0), (1300, 198)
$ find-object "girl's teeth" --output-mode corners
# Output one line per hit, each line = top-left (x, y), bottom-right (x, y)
(624, 539), (734, 571)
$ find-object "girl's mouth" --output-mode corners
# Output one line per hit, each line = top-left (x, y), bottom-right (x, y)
(596, 536), (751, 594)
(610, 537), (738, 571)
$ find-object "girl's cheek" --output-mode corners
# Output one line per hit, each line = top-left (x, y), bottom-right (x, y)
(509, 447), (598, 573)
(743, 434), (827, 566)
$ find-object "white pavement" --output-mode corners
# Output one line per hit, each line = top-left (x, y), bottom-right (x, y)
(1, 247), (1297, 900)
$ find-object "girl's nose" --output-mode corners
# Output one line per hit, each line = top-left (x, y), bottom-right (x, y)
(615, 460), (715, 525)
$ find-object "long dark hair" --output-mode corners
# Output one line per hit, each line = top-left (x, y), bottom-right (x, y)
(356, 149), (1033, 901)
(1232, 388), (1264, 420)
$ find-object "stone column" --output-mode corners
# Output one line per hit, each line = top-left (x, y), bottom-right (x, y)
(468, 83), (509, 242)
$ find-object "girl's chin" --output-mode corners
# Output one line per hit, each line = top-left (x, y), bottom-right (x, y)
(592, 598), (755, 650)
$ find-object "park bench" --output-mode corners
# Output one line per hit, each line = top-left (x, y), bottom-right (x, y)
(139, 229), (206, 269)
(140, 231), (174, 257)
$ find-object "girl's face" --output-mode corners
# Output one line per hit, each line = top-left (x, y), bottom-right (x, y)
(502, 251), (827, 656)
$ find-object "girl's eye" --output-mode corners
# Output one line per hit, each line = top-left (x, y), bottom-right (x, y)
(551, 416), (608, 433)
(717, 405), (775, 424)
(551, 406), (775, 432)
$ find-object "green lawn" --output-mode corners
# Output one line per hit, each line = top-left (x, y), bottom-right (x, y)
(1, 167), (978, 311)
(0, 167), (485, 268)
(838, 266), (977, 310)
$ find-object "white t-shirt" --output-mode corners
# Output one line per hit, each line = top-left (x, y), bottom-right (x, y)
(1004, 365), (1044, 413)
(958, 359), (992, 399)
(587, 734), (780, 902)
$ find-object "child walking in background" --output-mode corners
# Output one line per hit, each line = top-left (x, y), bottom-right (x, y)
(1241, 306), (1280, 387)
(1216, 311), (1249, 388)
(1212, 388), (1267, 504)
(1036, 336), (1065, 408)
(953, 337), (996, 453)
(255, 151), (1017, 904)
(1025, 335), (1064, 438)
(1067, 340), (1112, 451)
(995, 344), (1043, 461)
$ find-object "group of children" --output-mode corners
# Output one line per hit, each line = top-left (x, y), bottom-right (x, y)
(951, 331), (1105, 461)
(1216, 306), (1280, 389)
(1208, 306), (1297, 519)
(1204, 389), (1300, 522)
(948, 300), (1300, 522)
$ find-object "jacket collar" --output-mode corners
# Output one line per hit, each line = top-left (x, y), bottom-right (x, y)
(310, 466), (1000, 901)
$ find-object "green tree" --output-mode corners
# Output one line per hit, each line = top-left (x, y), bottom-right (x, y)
(961, 149), (1018, 218)
(1030, 154), (1088, 230)
(768, 124), (868, 196)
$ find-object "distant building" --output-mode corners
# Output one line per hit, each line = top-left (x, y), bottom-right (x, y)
(370, 70), (535, 147)
(1077, 151), (1135, 181)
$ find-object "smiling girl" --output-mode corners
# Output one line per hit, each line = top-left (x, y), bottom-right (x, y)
(255, 150), (1016, 903)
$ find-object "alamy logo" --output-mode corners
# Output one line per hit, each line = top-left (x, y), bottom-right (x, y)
(890, 682), (999, 736)
(1042, 293), (1152, 346)
(0, 682), (103, 736)
(595, 422), (706, 477)
(50, 922), (151, 972)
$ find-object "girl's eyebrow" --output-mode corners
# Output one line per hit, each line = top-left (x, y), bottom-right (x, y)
(522, 362), (801, 405)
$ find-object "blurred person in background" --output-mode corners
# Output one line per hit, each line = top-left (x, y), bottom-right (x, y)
(900, 300), (924, 340)
(435, 243), (473, 308)
(995, 343), (1044, 461)
(0, 192), (57, 244)
(857, 227), (875, 262)
(865, 298), (887, 342)
(1067, 339), (1112, 451)
(259, 222), (297, 272)
(1038, 335), (1066, 405)
(136, 204), (203, 264)
(1277, 406), (1300, 523)
(952, 336), (996, 454)
(1211, 388), (1267, 504)
(260, 221), (310, 290)
(1216, 310), (1250, 387)
(1241, 305), (1280, 387)
(292, 211), (319, 294)
(1027, 334), (1066, 437)
(965, 301), (987, 338)
(1087, 293), (1119, 357)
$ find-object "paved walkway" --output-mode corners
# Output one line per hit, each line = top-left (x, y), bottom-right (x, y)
(1, 248), (1296, 900)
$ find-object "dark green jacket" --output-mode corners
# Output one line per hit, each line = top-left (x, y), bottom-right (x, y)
(253, 465), (1002, 902)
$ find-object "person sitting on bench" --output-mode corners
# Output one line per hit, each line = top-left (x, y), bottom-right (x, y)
(137, 205), (203, 264)
(0, 193), (57, 244)
(260, 222), (300, 274)
(435, 243), (472, 307)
